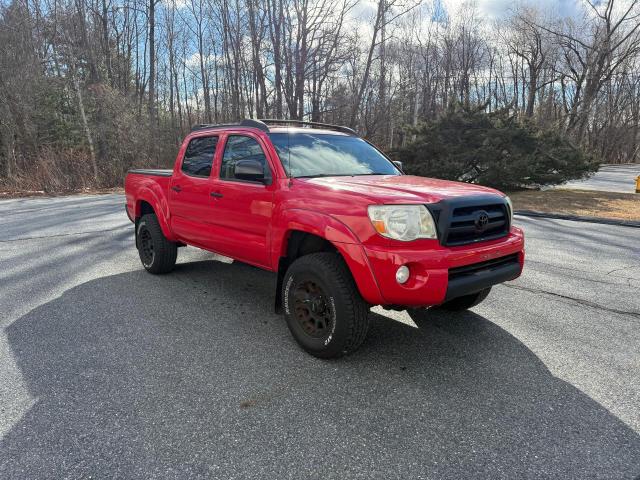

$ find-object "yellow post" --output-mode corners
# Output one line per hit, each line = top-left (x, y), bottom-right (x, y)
(637, 176), (640, 193)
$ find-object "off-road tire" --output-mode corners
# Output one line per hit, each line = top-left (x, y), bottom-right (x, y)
(282, 253), (370, 359)
(438, 287), (491, 311)
(136, 214), (177, 274)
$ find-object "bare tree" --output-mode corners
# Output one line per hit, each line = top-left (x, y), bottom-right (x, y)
(2, 0), (640, 192)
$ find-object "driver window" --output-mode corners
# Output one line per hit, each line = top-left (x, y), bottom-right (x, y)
(220, 135), (271, 182)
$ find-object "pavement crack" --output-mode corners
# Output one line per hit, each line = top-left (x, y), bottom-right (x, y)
(525, 259), (637, 287)
(502, 283), (640, 319)
(606, 265), (640, 276)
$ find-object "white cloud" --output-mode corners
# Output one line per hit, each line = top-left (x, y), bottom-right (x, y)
(185, 52), (223, 69)
(161, 0), (188, 9)
(442, 0), (584, 20)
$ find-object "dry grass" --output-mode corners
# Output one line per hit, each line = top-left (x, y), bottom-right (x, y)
(509, 189), (640, 221)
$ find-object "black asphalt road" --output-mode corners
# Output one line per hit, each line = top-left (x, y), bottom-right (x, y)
(1, 194), (639, 479)
(555, 163), (640, 193)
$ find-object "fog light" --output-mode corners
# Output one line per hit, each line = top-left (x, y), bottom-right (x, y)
(396, 265), (410, 284)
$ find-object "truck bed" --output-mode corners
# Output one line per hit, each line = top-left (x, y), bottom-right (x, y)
(128, 168), (173, 177)
(125, 169), (173, 223)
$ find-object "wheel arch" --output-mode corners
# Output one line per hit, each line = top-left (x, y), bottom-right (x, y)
(272, 211), (384, 310)
(134, 189), (175, 241)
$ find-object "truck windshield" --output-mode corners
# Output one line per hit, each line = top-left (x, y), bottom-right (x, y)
(268, 132), (400, 178)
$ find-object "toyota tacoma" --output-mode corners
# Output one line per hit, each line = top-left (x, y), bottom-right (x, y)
(125, 119), (525, 358)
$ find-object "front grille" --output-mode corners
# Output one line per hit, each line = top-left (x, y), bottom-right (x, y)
(444, 203), (509, 246)
(449, 253), (519, 281)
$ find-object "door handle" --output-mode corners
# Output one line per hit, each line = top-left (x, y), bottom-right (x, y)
(171, 185), (182, 192)
(210, 192), (223, 198)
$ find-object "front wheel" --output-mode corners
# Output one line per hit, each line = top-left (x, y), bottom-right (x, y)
(282, 253), (370, 359)
(136, 214), (177, 274)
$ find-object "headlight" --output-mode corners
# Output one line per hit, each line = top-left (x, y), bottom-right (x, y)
(367, 205), (437, 241)
(505, 196), (514, 225)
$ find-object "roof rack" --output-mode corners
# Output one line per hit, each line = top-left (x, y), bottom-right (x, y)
(259, 119), (356, 136)
(191, 122), (234, 132)
(190, 119), (269, 133)
(190, 118), (356, 136)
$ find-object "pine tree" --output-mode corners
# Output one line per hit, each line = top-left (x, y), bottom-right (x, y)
(393, 103), (599, 190)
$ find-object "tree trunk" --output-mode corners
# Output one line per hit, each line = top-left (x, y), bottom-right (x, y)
(148, 0), (156, 127)
(349, 0), (384, 129)
(73, 71), (99, 182)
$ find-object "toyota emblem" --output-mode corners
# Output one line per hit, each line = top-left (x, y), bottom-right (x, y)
(474, 211), (490, 231)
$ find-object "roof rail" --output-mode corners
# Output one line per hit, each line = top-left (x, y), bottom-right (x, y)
(239, 119), (269, 132)
(190, 119), (269, 133)
(190, 123), (237, 132)
(259, 119), (357, 136)
(190, 118), (355, 135)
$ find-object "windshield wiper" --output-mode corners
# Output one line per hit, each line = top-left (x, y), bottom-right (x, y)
(294, 172), (396, 179)
(294, 173), (352, 179)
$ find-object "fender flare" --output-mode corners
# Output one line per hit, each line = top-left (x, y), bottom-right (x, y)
(134, 187), (176, 241)
(272, 209), (384, 305)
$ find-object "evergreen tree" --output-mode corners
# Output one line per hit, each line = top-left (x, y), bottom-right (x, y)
(393, 103), (599, 190)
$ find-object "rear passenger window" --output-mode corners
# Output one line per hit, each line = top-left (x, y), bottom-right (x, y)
(220, 135), (271, 182)
(182, 136), (218, 177)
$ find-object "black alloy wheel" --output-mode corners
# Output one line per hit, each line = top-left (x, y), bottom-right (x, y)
(138, 225), (155, 268)
(293, 279), (334, 338)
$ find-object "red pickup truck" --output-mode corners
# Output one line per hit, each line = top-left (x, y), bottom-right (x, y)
(125, 119), (524, 358)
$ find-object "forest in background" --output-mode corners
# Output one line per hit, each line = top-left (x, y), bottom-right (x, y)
(0, 0), (639, 192)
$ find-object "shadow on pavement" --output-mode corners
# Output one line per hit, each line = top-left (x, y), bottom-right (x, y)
(0, 194), (126, 241)
(2, 260), (640, 479)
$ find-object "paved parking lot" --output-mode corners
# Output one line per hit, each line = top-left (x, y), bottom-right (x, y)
(557, 163), (640, 193)
(1, 194), (639, 479)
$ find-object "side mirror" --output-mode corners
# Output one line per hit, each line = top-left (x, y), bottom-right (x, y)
(234, 159), (267, 183)
(392, 160), (404, 173)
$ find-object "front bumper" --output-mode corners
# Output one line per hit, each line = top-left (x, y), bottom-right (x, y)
(444, 253), (521, 301)
(362, 228), (524, 307)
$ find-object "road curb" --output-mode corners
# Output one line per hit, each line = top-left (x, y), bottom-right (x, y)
(514, 210), (640, 228)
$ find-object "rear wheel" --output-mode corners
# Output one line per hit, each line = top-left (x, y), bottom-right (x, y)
(136, 214), (177, 274)
(282, 253), (369, 359)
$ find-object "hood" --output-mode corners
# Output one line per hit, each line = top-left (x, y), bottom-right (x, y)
(299, 175), (504, 204)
